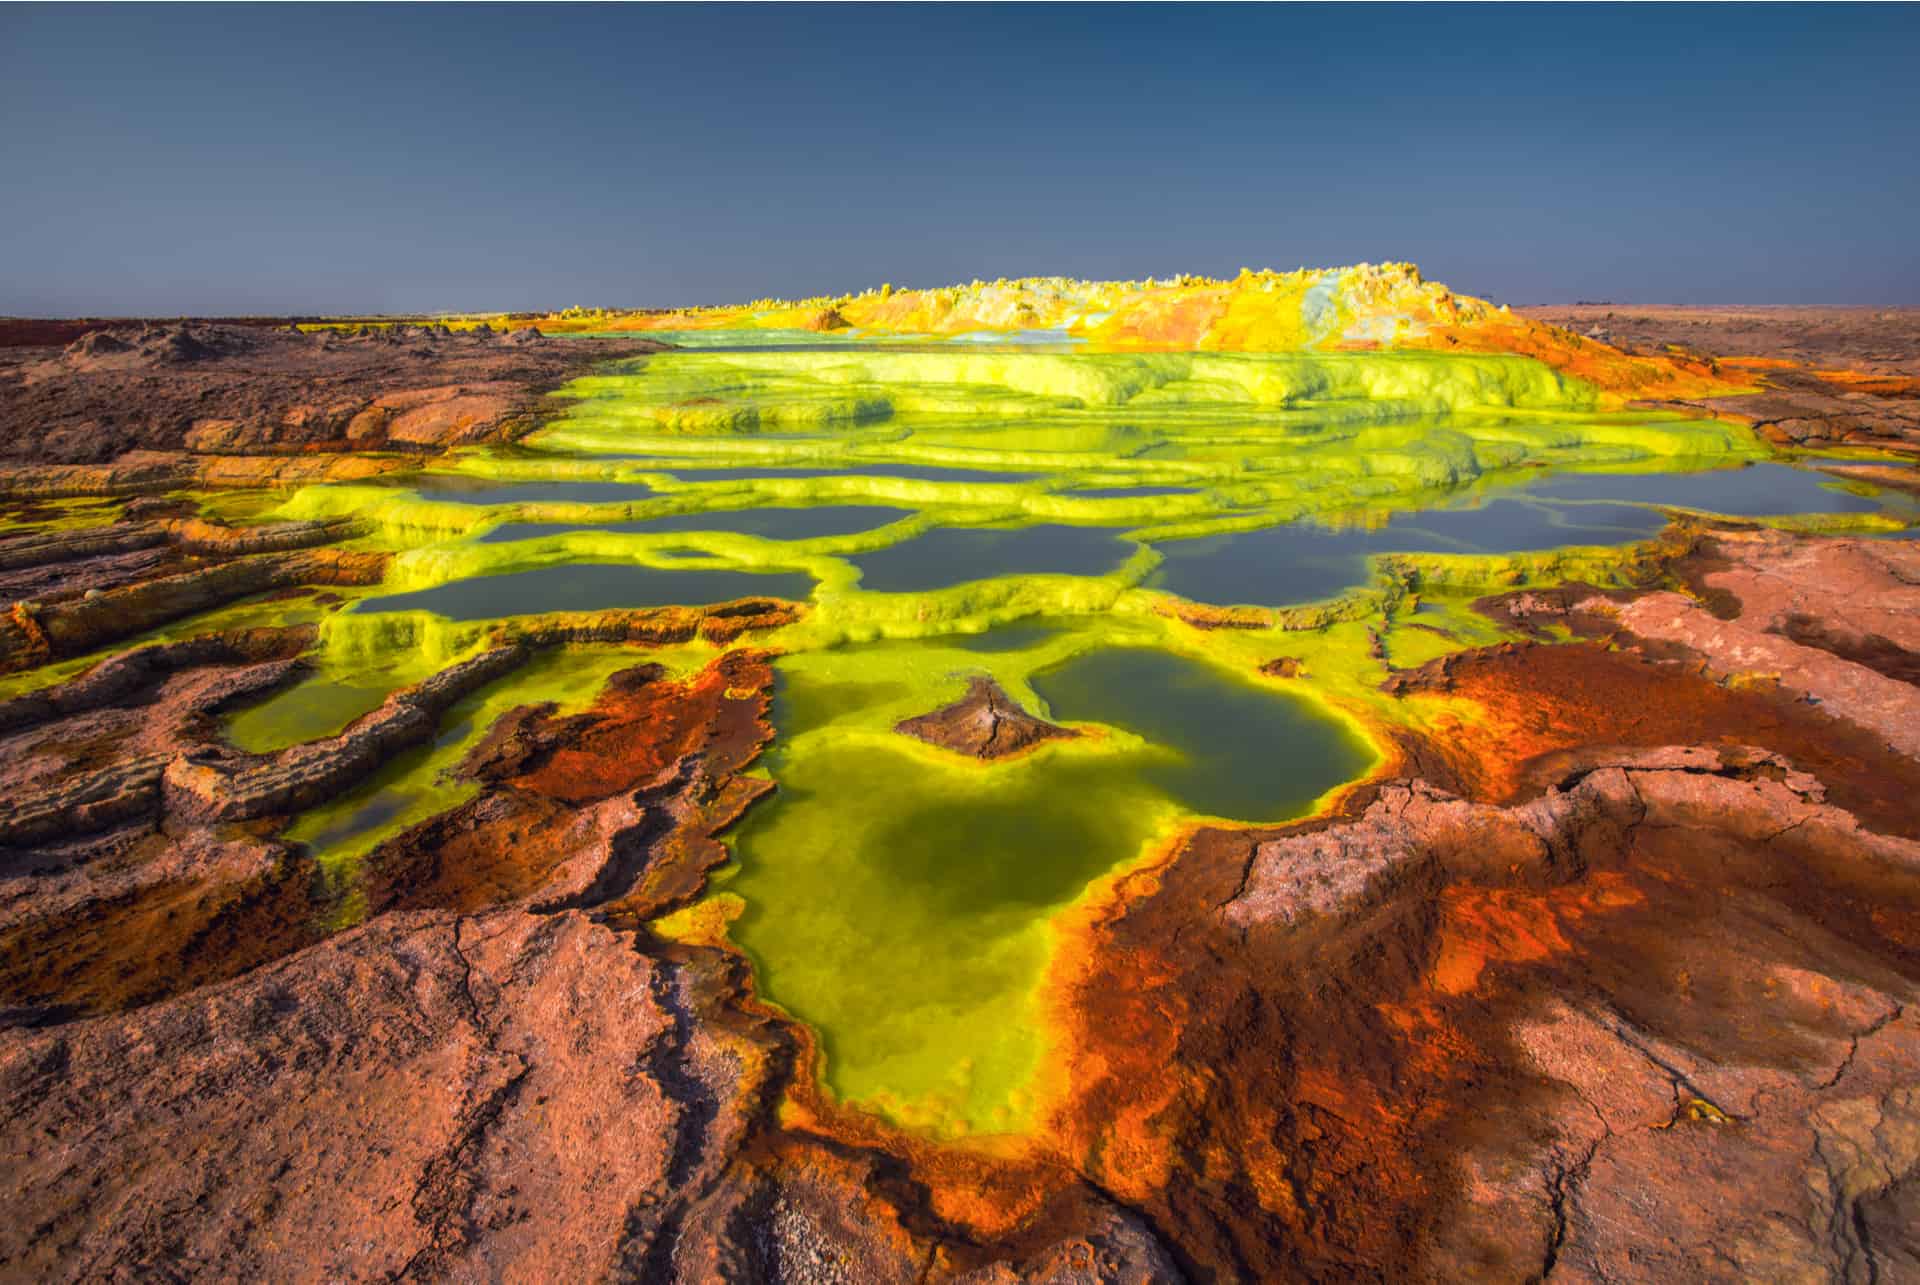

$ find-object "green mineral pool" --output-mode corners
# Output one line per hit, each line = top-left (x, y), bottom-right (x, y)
(354, 564), (815, 619)
(1149, 498), (1668, 607)
(479, 504), (912, 544)
(718, 631), (1373, 1136)
(849, 524), (1139, 592)
(405, 475), (657, 505)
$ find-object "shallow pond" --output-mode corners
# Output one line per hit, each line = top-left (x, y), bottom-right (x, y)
(1030, 646), (1374, 821)
(849, 524), (1137, 592)
(480, 504), (911, 544)
(655, 463), (1049, 484)
(1150, 498), (1667, 607)
(355, 564), (814, 619)
(949, 620), (1069, 653)
(405, 475), (656, 506)
(1524, 461), (1882, 515)
(227, 674), (403, 752)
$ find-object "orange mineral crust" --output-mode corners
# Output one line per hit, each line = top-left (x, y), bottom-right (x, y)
(1028, 702), (1920, 1277)
(1391, 639), (1920, 836)
(363, 649), (779, 918)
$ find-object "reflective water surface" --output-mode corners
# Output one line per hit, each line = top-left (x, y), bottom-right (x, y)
(356, 564), (814, 618)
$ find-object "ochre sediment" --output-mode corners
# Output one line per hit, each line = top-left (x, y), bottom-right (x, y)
(363, 649), (779, 918)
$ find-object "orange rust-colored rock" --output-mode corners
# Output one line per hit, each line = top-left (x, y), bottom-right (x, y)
(1034, 744), (1920, 1280)
(363, 650), (778, 919)
(1397, 306), (1746, 401)
(799, 306), (851, 332)
(1388, 639), (1920, 837)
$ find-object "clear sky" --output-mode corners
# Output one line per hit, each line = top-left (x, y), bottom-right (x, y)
(3, 2), (1917, 315)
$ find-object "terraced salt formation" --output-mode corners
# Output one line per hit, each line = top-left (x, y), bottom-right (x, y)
(3, 274), (1920, 1279)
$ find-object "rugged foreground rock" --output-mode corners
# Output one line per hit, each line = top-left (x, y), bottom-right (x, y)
(1045, 744), (1920, 1280)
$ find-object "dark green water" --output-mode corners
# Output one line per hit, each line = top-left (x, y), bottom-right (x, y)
(850, 524), (1137, 592)
(226, 676), (395, 751)
(479, 504), (911, 544)
(949, 621), (1068, 653)
(1526, 462), (1882, 515)
(1149, 499), (1666, 607)
(409, 475), (656, 505)
(356, 564), (814, 618)
(1030, 646), (1374, 821)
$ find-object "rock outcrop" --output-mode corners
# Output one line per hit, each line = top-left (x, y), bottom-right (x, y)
(0, 909), (726, 1279)
(0, 449), (418, 501)
(894, 674), (1077, 759)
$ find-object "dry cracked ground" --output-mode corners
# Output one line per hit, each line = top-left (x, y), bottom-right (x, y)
(1, 315), (1919, 1281)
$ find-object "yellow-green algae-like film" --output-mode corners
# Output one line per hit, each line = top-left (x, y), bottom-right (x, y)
(128, 335), (1916, 1140)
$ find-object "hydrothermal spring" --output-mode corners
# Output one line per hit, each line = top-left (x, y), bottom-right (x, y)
(146, 338), (1915, 1137)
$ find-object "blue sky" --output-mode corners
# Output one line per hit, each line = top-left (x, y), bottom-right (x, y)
(3, 2), (1916, 314)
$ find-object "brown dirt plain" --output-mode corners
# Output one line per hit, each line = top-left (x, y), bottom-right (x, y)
(0, 310), (1919, 1280)
(1522, 305), (1920, 455)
